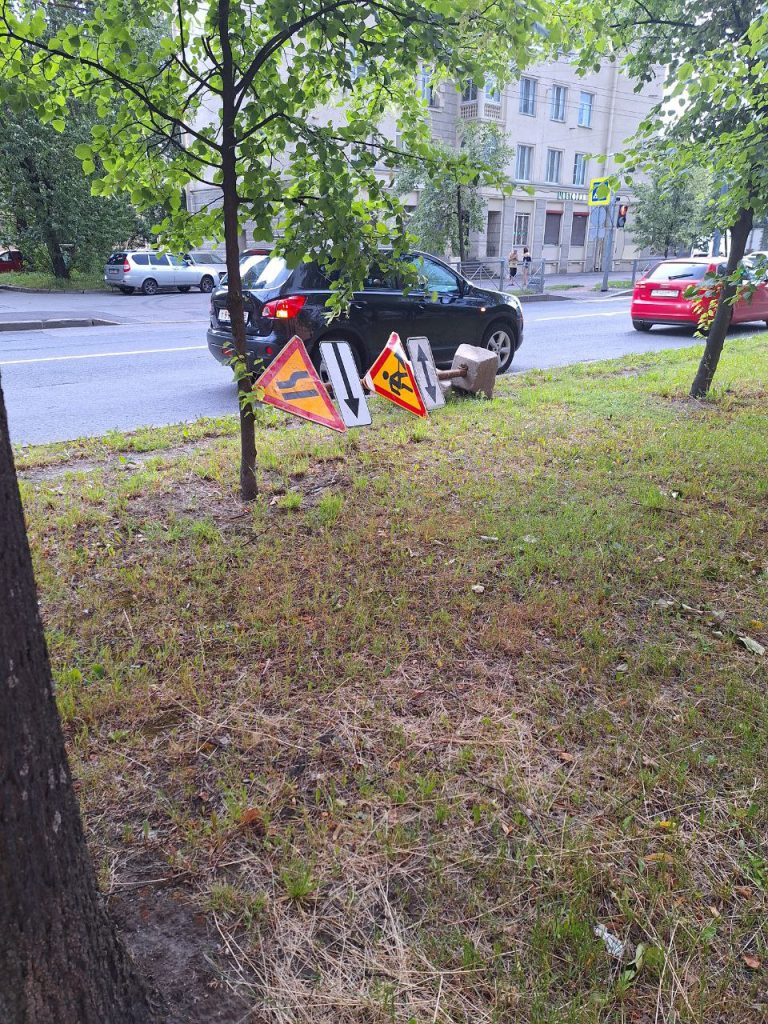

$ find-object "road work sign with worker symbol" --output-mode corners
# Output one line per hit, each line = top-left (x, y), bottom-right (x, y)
(364, 332), (428, 418)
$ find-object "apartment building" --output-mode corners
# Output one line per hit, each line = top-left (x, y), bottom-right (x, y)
(418, 58), (664, 271)
(187, 57), (664, 271)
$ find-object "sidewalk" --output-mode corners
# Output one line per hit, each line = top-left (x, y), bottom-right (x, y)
(513, 270), (634, 301)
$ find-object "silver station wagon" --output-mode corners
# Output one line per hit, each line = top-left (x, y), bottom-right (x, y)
(104, 250), (225, 295)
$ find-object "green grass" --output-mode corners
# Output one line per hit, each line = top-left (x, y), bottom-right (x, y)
(17, 334), (768, 1023)
(0, 269), (110, 291)
(593, 278), (634, 290)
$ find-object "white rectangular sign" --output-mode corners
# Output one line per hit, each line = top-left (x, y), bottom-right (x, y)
(406, 336), (445, 410)
(319, 341), (372, 428)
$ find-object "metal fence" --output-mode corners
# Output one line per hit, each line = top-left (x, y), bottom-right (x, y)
(456, 258), (546, 294)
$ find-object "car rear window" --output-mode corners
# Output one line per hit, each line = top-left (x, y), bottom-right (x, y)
(107, 252), (127, 265)
(242, 256), (291, 290)
(647, 262), (711, 282)
(132, 253), (150, 266)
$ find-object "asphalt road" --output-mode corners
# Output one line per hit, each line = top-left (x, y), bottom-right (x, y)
(0, 289), (760, 446)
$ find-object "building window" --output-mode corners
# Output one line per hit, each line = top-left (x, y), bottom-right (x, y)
(513, 213), (530, 246)
(486, 210), (501, 257)
(462, 80), (478, 102)
(578, 92), (594, 128)
(573, 153), (588, 187)
(544, 212), (562, 246)
(545, 149), (562, 184)
(571, 213), (588, 247)
(418, 67), (437, 107)
(484, 75), (500, 103)
(515, 145), (533, 181)
(550, 85), (567, 122)
(519, 77), (537, 116)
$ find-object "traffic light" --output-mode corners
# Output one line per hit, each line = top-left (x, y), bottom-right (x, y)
(617, 203), (629, 228)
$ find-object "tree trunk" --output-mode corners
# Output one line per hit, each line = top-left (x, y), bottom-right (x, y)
(690, 206), (753, 398)
(0, 380), (158, 1023)
(45, 232), (70, 280)
(218, 0), (257, 502)
(19, 154), (71, 280)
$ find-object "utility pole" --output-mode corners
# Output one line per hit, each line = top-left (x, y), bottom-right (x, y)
(600, 195), (620, 292)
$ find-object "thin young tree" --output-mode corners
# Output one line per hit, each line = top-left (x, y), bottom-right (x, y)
(0, 0), (546, 498)
(570, 0), (768, 397)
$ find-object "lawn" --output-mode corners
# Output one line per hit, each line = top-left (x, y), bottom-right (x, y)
(17, 335), (768, 1023)
(593, 279), (635, 290)
(0, 269), (109, 291)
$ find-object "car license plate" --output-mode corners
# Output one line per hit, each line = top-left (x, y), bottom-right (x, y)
(218, 309), (248, 325)
(108, 268), (119, 275)
(651, 288), (677, 297)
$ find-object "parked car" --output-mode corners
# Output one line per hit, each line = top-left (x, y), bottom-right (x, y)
(744, 251), (768, 279)
(183, 251), (225, 266)
(104, 251), (225, 295)
(240, 246), (272, 263)
(0, 248), (24, 273)
(207, 251), (523, 377)
(630, 256), (768, 332)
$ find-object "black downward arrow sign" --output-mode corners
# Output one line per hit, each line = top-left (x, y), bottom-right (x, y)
(331, 344), (360, 417)
(416, 345), (437, 403)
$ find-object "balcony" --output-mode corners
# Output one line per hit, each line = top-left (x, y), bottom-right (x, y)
(460, 99), (502, 122)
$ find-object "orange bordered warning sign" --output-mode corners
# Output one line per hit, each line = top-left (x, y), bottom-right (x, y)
(364, 332), (427, 418)
(254, 335), (346, 433)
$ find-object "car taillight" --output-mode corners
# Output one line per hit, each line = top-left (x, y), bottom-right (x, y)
(261, 295), (306, 319)
(123, 259), (130, 272)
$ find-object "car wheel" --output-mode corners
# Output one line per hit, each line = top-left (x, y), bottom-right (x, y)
(177, 285), (191, 293)
(483, 321), (515, 373)
(141, 278), (159, 296)
(312, 337), (363, 392)
(200, 275), (215, 293)
(118, 285), (135, 295)
(632, 319), (653, 332)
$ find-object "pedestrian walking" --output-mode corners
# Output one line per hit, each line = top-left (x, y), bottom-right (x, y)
(521, 246), (532, 288)
(507, 247), (519, 286)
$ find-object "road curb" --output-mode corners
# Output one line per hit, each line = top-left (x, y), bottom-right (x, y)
(0, 318), (117, 332)
(0, 284), (108, 294)
(518, 293), (570, 304)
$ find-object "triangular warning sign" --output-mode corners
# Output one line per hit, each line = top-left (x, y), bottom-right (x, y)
(254, 335), (346, 433)
(364, 332), (427, 418)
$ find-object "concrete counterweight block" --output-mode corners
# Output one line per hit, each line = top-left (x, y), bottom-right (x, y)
(450, 344), (499, 399)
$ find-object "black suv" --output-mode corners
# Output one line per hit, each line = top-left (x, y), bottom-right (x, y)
(207, 251), (523, 376)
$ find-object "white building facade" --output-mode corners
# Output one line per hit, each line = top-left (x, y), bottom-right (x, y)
(420, 57), (664, 271)
(187, 56), (664, 272)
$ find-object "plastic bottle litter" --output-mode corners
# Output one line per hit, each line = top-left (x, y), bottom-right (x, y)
(594, 923), (627, 960)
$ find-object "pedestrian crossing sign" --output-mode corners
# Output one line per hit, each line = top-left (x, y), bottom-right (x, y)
(364, 333), (427, 418)
(588, 177), (611, 206)
(254, 335), (346, 432)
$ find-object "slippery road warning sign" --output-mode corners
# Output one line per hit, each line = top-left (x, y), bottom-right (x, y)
(364, 333), (427, 418)
(319, 340), (371, 428)
(254, 335), (346, 433)
(406, 336), (445, 411)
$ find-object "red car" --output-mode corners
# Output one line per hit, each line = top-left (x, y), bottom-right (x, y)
(0, 248), (24, 273)
(631, 256), (768, 332)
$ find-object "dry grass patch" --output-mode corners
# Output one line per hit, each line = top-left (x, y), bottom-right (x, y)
(17, 335), (768, 1023)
